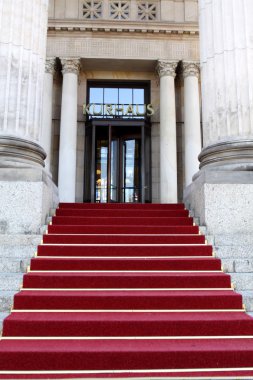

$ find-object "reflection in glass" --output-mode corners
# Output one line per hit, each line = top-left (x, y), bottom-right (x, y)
(123, 139), (140, 203)
(90, 88), (103, 103)
(104, 88), (118, 103)
(119, 88), (132, 104)
(96, 140), (108, 203)
(110, 140), (118, 202)
(133, 89), (144, 104)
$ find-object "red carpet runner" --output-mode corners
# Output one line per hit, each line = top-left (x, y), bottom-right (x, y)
(1, 203), (253, 379)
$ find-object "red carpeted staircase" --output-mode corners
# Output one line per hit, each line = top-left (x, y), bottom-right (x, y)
(1, 203), (253, 379)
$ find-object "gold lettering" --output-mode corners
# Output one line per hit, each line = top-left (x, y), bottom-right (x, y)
(83, 104), (91, 115)
(125, 105), (135, 115)
(136, 104), (146, 116)
(147, 104), (154, 116)
(115, 105), (124, 114)
(92, 104), (102, 116)
(105, 104), (114, 116)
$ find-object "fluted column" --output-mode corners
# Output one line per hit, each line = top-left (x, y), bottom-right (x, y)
(157, 60), (178, 203)
(41, 58), (56, 171)
(185, 0), (253, 235)
(198, 0), (253, 169)
(0, 0), (48, 167)
(183, 61), (201, 186)
(58, 58), (80, 202)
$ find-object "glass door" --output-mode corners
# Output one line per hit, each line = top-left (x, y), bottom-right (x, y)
(88, 123), (151, 203)
(122, 139), (141, 203)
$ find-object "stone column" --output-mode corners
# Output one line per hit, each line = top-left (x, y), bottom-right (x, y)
(183, 61), (201, 186)
(0, 0), (58, 234)
(41, 58), (56, 171)
(156, 60), (178, 203)
(0, 0), (49, 165)
(185, 0), (253, 236)
(198, 0), (253, 168)
(58, 58), (80, 202)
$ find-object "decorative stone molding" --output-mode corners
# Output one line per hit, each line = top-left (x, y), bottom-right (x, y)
(198, 140), (253, 170)
(182, 61), (200, 79)
(156, 60), (178, 78)
(45, 58), (56, 75)
(82, 1), (102, 19)
(110, 1), (130, 20)
(47, 21), (199, 36)
(0, 136), (46, 168)
(137, 2), (157, 21)
(61, 58), (81, 75)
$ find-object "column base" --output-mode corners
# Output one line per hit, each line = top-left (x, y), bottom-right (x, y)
(184, 169), (253, 235)
(0, 136), (46, 168)
(0, 167), (58, 234)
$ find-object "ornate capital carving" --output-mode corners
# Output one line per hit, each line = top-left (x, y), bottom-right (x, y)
(45, 58), (56, 75)
(156, 60), (178, 78)
(61, 58), (81, 75)
(182, 61), (200, 79)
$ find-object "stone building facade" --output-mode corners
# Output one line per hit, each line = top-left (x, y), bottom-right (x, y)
(0, 0), (253, 325)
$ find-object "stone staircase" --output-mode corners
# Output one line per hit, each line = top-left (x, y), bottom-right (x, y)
(213, 234), (253, 317)
(195, 217), (253, 317)
(1, 208), (253, 335)
(0, 233), (47, 332)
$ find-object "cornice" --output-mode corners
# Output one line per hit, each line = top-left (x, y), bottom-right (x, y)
(47, 19), (199, 36)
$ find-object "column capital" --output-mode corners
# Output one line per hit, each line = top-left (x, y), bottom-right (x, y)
(156, 60), (178, 78)
(182, 61), (200, 79)
(45, 57), (56, 75)
(60, 58), (81, 75)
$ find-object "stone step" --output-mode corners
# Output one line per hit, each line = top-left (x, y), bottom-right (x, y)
(230, 274), (253, 291)
(222, 259), (253, 274)
(0, 259), (30, 273)
(214, 234), (253, 246)
(240, 291), (253, 312)
(0, 291), (15, 312)
(0, 235), (41, 259)
(0, 312), (9, 334)
(0, 274), (23, 291)
(0, 235), (41, 246)
(215, 246), (253, 259)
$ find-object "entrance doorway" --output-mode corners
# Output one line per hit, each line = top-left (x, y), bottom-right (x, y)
(95, 125), (141, 203)
(84, 122), (151, 203)
(83, 80), (152, 203)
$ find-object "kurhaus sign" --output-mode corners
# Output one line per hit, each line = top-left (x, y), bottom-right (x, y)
(83, 103), (154, 117)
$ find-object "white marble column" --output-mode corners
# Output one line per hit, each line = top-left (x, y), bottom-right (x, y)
(0, 0), (58, 234)
(58, 58), (80, 203)
(198, 0), (253, 168)
(0, 0), (48, 144)
(184, 0), (253, 236)
(157, 60), (178, 203)
(183, 61), (201, 186)
(41, 58), (56, 171)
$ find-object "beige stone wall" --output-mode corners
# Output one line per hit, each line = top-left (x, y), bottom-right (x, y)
(47, 0), (200, 202)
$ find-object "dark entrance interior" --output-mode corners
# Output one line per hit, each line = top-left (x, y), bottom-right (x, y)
(84, 81), (151, 203)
